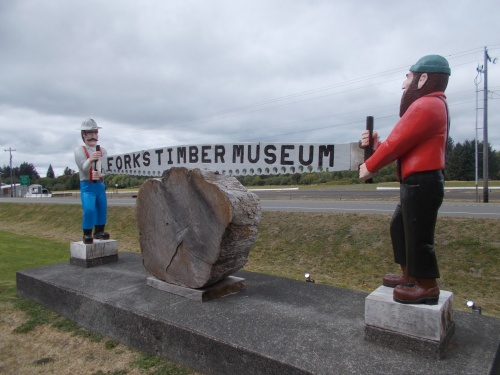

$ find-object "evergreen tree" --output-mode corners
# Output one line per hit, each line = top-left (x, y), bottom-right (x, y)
(493, 151), (500, 180)
(46, 164), (55, 178)
(63, 167), (75, 175)
(446, 139), (499, 181)
(19, 162), (40, 181)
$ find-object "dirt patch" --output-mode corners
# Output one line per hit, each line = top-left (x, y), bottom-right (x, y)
(0, 303), (142, 375)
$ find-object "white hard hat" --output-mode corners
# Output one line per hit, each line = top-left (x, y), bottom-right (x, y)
(79, 118), (102, 131)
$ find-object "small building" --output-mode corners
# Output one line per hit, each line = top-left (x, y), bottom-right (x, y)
(0, 183), (22, 197)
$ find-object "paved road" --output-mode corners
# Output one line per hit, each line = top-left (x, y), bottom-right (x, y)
(250, 186), (498, 201)
(259, 199), (500, 218)
(1, 189), (499, 218)
(253, 187), (500, 218)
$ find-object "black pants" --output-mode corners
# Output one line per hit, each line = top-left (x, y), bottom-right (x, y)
(389, 170), (444, 279)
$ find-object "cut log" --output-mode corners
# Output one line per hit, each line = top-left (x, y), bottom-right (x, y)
(136, 167), (261, 289)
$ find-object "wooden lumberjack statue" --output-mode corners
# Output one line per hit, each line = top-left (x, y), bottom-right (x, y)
(74, 118), (110, 244)
(359, 55), (451, 305)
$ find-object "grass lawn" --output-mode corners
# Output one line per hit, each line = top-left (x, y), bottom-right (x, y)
(0, 229), (198, 375)
(0, 232), (67, 303)
(0, 201), (499, 373)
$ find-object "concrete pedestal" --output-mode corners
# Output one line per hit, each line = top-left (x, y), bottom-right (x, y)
(365, 286), (455, 359)
(147, 275), (245, 302)
(16, 253), (500, 374)
(70, 240), (118, 267)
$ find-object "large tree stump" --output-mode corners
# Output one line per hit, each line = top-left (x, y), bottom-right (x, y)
(136, 167), (261, 289)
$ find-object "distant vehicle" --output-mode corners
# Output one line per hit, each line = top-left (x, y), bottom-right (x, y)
(25, 184), (52, 198)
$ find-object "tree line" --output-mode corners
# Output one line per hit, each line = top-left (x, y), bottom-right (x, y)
(238, 137), (500, 186)
(1, 137), (498, 191)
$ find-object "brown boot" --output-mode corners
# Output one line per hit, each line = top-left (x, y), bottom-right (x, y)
(383, 265), (415, 288)
(393, 278), (440, 305)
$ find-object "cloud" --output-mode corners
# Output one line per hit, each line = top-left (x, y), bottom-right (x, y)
(0, 0), (499, 177)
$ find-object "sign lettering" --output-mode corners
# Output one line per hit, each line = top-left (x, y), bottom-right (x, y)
(106, 142), (363, 177)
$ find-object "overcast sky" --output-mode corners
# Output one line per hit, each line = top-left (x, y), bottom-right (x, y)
(1, 0), (499, 177)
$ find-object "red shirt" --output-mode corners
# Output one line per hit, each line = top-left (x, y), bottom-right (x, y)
(365, 92), (448, 180)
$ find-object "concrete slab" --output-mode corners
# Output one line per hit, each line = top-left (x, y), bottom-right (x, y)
(16, 252), (500, 375)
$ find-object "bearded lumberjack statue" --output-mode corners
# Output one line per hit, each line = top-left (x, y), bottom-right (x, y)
(359, 55), (451, 305)
(74, 118), (111, 244)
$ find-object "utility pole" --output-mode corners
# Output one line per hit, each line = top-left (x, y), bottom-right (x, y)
(474, 66), (482, 203)
(482, 47), (498, 203)
(4, 147), (16, 197)
(483, 47), (489, 203)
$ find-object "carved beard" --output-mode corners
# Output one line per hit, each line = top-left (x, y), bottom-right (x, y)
(399, 73), (422, 117)
(399, 72), (449, 117)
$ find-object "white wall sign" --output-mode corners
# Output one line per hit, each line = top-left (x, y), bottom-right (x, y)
(106, 142), (364, 177)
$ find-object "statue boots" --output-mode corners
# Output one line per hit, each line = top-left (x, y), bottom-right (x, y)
(93, 225), (110, 240)
(393, 278), (440, 305)
(83, 229), (93, 244)
(383, 265), (415, 288)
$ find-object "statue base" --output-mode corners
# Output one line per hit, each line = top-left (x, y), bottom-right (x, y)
(70, 240), (118, 268)
(364, 285), (455, 359)
(147, 275), (245, 302)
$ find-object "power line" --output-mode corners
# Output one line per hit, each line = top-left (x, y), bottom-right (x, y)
(245, 115), (398, 141)
(239, 99), (477, 142)
(106, 75), (405, 140)
(105, 45), (498, 142)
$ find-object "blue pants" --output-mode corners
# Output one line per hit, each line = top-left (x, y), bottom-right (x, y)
(80, 181), (107, 230)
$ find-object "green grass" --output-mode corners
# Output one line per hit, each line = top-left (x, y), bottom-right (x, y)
(0, 201), (498, 374)
(246, 212), (500, 316)
(0, 228), (196, 373)
(13, 297), (61, 333)
(1, 203), (498, 317)
(0, 202), (140, 252)
(0, 231), (68, 303)
(0, 201), (499, 375)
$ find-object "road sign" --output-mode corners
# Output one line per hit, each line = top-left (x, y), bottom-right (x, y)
(20, 175), (30, 186)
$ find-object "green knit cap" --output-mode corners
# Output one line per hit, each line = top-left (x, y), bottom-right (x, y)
(410, 55), (451, 76)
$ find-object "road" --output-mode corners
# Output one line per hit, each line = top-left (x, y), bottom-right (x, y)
(259, 199), (500, 218)
(1, 188), (499, 219)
